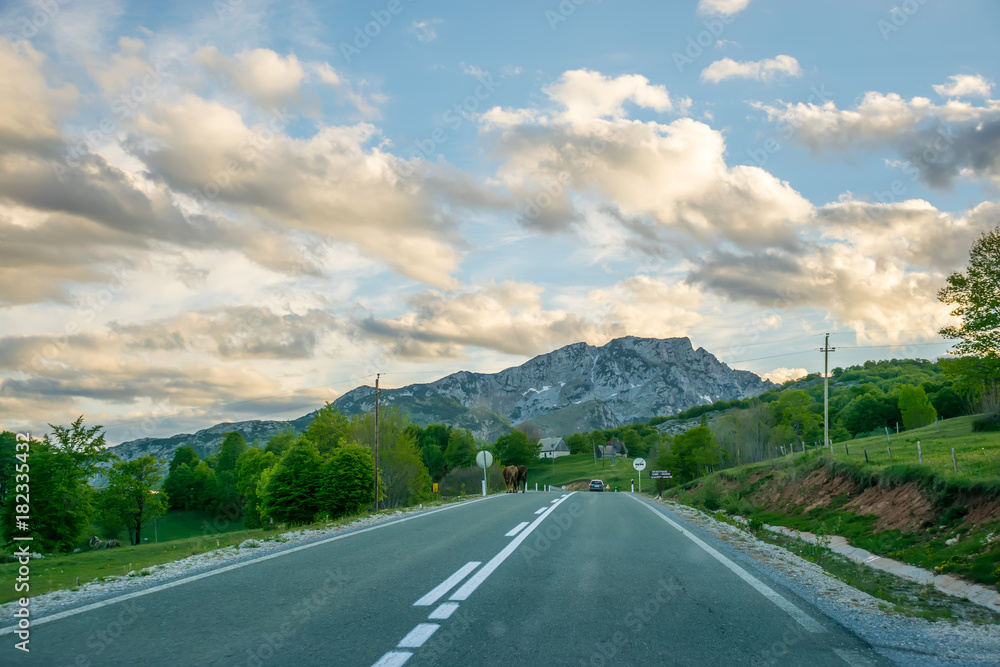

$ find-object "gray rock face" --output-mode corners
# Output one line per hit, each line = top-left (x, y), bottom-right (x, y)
(107, 336), (773, 463)
(334, 336), (773, 437)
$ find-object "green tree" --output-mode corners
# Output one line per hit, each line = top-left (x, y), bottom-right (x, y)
(898, 385), (937, 430)
(422, 445), (448, 482)
(658, 426), (719, 483)
(444, 429), (477, 470)
(321, 444), (376, 517)
(216, 432), (247, 474)
(350, 408), (431, 508)
(99, 455), (168, 545)
(235, 448), (279, 528)
(168, 446), (199, 474)
(0, 432), (16, 507)
(1, 439), (94, 551)
(46, 416), (112, 476)
(939, 226), (1000, 357)
(189, 460), (222, 510)
(930, 387), (964, 419)
(564, 432), (589, 455)
(492, 429), (541, 467)
(773, 390), (821, 445)
(265, 429), (298, 456)
(261, 438), (324, 523)
(303, 403), (350, 456)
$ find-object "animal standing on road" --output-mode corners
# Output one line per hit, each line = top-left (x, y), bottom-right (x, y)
(516, 465), (527, 493)
(502, 465), (518, 493)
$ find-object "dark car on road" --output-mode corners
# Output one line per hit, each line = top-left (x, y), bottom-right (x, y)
(589, 480), (605, 492)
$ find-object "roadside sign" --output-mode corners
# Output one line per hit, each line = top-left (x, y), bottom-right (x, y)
(476, 450), (493, 468)
(632, 458), (646, 471)
(650, 470), (672, 479)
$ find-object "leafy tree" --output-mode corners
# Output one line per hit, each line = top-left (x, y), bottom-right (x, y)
(515, 421), (542, 444)
(930, 387), (964, 419)
(189, 461), (222, 510)
(261, 438), (324, 523)
(99, 455), (168, 545)
(657, 426), (720, 483)
(1, 439), (94, 551)
(444, 429), (477, 470)
(939, 226), (1000, 357)
(163, 462), (195, 510)
(564, 432), (589, 455)
(235, 448), (279, 528)
(898, 385), (937, 430)
(265, 429), (298, 456)
(492, 429), (541, 467)
(0, 432), (16, 507)
(422, 444), (448, 482)
(45, 416), (112, 477)
(321, 444), (376, 517)
(773, 390), (821, 445)
(216, 432), (247, 473)
(350, 407), (432, 508)
(838, 393), (890, 436)
(303, 403), (350, 456)
(168, 446), (199, 474)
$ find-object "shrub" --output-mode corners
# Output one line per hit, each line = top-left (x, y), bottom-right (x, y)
(972, 415), (1000, 432)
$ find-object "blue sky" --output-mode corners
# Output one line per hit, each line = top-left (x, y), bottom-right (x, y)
(1, 0), (998, 442)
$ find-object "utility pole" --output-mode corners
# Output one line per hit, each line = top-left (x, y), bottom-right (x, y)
(373, 374), (380, 512)
(821, 334), (836, 454)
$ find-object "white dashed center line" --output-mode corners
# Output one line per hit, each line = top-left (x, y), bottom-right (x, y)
(397, 623), (440, 648)
(413, 561), (480, 607)
(505, 521), (530, 537)
(534, 507), (547, 514)
(371, 650), (412, 667)
(428, 602), (459, 620)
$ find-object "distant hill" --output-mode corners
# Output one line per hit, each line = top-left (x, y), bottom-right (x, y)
(106, 336), (774, 463)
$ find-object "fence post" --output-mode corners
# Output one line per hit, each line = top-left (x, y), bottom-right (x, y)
(864, 449), (869, 464)
(845, 443), (849, 456)
(952, 447), (958, 473)
(917, 441), (922, 464)
(887, 447), (892, 465)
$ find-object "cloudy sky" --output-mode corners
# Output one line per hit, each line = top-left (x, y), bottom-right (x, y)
(1, 0), (998, 443)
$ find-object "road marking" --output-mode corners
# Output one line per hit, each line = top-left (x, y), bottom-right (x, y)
(833, 648), (876, 666)
(428, 602), (459, 620)
(413, 561), (480, 606)
(0, 495), (500, 636)
(534, 507), (547, 514)
(505, 521), (530, 537)
(629, 496), (826, 633)
(397, 623), (440, 648)
(550, 498), (560, 503)
(371, 651), (413, 667)
(450, 493), (575, 601)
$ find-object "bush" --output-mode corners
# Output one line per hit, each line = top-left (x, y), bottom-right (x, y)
(439, 465), (504, 496)
(972, 415), (1000, 432)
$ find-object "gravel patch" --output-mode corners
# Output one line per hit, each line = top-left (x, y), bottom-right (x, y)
(652, 497), (1000, 666)
(0, 500), (474, 623)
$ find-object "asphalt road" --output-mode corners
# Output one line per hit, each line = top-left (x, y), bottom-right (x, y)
(2, 492), (892, 666)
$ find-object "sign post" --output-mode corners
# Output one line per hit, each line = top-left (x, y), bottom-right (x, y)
(650, 470), (672, 497)
(476, 450), (493, 497)
(632, 457), (646, 493)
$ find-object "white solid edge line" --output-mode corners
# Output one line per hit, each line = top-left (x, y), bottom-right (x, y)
(371, 650), (413, 667)
(0, 495), (500, 636)
(397, 623), (440, 648)
(413, 561), (481, 606)
(534, 507), (547, 514)
(450, 493), (575, 601)
(505, 521), (530, 537)
(628, 495), (826, 633)
(428, 602), (459, 620)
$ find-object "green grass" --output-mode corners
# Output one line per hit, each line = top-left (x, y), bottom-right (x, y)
(827, 415), (1000, 482)
(527, 453), (658, 493)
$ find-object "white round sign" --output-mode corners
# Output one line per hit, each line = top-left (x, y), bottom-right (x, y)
(633, 457), (646, 471)
(476, 450), (494, 469)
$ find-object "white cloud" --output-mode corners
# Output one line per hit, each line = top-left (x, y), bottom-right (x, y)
(698, 0), (752, 17)
(543, 69), (675, 127)
(701, 55), (802, 83)
(933, 74), (993, 99)
(196, 46), (305, 108)
(0, 37), (77, 153)
(409, 19), (442, 43)
(359, 276), (705, 359)
(761, 367), (808, 384)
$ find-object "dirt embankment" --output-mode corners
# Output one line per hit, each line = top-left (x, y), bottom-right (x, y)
(748, 467), (999, 533)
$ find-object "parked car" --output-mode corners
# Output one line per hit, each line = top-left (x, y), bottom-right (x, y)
(589, 480), (605, 492)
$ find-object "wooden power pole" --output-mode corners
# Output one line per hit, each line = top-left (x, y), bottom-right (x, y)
(821, 334), (836, 453)
(373, 373), (380, 512)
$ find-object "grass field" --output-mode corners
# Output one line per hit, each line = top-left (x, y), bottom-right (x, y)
(527, 453), (656, 493)
(784, 415), (1000, 483)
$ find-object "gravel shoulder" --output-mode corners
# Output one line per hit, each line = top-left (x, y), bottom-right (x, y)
(651, 496), (1000, 667)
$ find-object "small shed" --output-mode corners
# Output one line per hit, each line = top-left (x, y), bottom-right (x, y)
(538, 437), (570, 458)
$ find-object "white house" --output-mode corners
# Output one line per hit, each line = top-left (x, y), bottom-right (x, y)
(538, 437), (570, 458)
